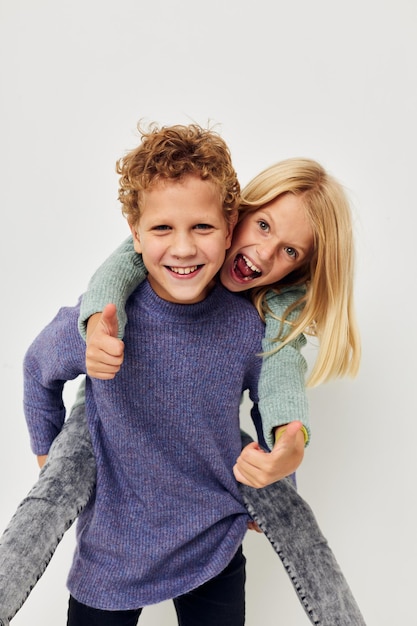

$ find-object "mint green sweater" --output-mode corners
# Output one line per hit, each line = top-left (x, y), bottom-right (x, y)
(79, 237), (310, 448)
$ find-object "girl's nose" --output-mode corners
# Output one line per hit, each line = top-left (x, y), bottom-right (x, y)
(256, 241), (277, 261)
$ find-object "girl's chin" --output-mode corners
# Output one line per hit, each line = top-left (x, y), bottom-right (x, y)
(220, 270), (259, 292)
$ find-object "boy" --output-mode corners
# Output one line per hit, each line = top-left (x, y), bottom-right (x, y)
(23, 124), (265, 625)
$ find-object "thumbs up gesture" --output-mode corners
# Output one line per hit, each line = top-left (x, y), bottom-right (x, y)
(233, 421), (305, 488)
(85, 304), (124, 379)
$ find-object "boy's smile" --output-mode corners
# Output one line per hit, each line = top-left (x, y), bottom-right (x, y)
(131, 175), (234, 304)
(220, 193), (314, 292)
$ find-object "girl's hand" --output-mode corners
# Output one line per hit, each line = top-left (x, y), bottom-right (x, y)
(233, 421), (305, 488)
(86, 304), (124, 379)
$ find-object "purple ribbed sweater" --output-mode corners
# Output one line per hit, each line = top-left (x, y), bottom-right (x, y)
(23, 281), (264, 609)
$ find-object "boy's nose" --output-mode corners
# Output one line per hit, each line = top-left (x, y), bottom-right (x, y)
(171, 234), (197, 258)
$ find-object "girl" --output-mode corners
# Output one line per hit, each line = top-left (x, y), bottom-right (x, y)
(0, 157), (365, 625)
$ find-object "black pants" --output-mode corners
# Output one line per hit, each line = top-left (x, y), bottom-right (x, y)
(67, 547), (246, 626)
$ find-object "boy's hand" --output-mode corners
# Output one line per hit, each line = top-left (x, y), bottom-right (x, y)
(233, 421), (305, 488)
(86, 304), (124, 379)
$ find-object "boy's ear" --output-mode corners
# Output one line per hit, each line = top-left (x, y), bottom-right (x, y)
(129, 221), (143, 253)
(225, 210), (238, 249)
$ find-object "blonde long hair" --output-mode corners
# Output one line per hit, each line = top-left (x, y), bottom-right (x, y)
(241, 158), (361, 387)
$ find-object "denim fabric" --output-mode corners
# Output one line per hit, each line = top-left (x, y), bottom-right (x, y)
(240, 478), (366, 625)
(0, 412), (365, 624)
(0, 403), (96, 622)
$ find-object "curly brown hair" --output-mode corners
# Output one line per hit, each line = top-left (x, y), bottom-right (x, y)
(117, 122), (240, 225)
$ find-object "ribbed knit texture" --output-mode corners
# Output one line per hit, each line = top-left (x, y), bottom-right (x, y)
(24, 281), (264, 610)
(259, 287), (310, 448)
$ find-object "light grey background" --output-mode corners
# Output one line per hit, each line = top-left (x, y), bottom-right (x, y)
(1, 1), (416, 624)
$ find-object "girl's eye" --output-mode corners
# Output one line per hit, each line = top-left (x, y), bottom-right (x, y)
(284, 246), (297, 259)
(258, 220), (270, 232)
(153, 225), (171, 231)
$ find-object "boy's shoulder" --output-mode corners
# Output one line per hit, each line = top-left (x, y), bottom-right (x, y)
(218, 286), (263, 324)
(219, 285), (253, 306)
(216, 287), (264, 354)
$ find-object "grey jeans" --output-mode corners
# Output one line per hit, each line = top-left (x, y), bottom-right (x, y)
(0, 404), (366, 625)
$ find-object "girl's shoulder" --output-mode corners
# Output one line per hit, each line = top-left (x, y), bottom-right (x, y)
(265, 284), (306, 316)
(263, 285), (307, 347)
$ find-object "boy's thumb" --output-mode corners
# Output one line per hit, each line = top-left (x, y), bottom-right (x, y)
(279, 421), (303, 443)
(101, 303), (119, 338)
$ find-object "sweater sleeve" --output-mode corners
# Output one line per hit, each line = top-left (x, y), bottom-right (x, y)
(78, 236), (148, 340)
(258, 286), (311, 450)
(24, 303), (86, 455)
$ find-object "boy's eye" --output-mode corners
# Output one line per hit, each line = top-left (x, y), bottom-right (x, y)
(152, 225), (171, 231)
(258, 220), (270, 232)
(194, 223), (214, 231)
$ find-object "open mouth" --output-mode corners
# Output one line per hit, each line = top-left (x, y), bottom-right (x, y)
(168, 265), (202, 276)
(233, 254), (262, 281)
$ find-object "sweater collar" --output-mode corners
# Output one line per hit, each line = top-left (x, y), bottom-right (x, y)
(135, 279), (231, 323)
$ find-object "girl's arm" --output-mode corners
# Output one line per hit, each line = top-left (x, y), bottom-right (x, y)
(78, 236), (147, 340)
(258, 287), (311, 450)
(234, 287), (310, 487)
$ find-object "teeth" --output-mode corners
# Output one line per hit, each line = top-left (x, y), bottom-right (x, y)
(170, 266), (199, 275)
(242, 255), (261, 274)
